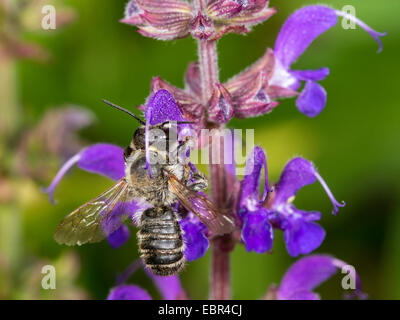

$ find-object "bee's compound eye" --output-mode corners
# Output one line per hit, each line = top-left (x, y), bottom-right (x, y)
(133, 128), (145, 149)
(124, 146), (133, 159)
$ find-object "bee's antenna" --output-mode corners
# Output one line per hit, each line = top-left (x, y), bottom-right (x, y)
(176, 121), (195, 124)
(102, 99), (145, 125)
(160, 120), (195, 127)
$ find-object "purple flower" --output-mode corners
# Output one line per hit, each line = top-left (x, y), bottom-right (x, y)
(180, 211), (209, 261)
(42, 143), (125, 205)
(44, 90), (208, 257)
(238, 146), (272, 253)
(108, 261), (185, 300)
(276, 255), (366, 300)
(239, 147), (345, 257)
(270, 5), (387, 117)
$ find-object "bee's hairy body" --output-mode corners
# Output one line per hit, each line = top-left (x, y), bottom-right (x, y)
(125, 139), (189, 275)
(138, 206), (185, 276)
(125, 148), (186, 206)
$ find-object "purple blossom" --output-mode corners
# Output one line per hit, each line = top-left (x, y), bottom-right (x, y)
(108, 261), (185, 300)
(276, 255), (366, 300)
(270, 5), (387, 117)
(239, 147), (345, 257)
(42, 143), (125, 205)
(180, 212), (209, 261)
(107, 225), (131, 249)
(44, 90), (207, 255)
(238, 146), (273, 253)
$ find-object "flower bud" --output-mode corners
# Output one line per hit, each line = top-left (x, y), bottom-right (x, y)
(208, 83), (234, 123)
(121, 0), (192, 40)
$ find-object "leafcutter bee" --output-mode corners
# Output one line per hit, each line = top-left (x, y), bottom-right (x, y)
(54, 99), (235, 276)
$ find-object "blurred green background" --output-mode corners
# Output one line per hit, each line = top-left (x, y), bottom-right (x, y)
(0, 0), (399, 299)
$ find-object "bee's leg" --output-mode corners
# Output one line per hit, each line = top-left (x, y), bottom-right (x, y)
(187, 167), (208, 192)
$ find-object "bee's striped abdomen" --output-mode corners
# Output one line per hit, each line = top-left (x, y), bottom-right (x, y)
(138, 207), (185, 276)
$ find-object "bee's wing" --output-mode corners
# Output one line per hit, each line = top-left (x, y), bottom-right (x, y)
(54, 179), (132, 246)
(168, 175), (236, 235)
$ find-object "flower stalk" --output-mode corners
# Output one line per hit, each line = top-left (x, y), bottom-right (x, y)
(208, 134), (234, 300)
(193, 0), (233, 300)
(197, 40), (219, 105)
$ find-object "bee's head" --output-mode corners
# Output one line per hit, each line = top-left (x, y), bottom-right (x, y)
(137, 122), (176, 151)
(125, 123), (171, 160)
(130, 123), (169, 150)
(127, 121), (190, 159)
(101, 98), (192, 161)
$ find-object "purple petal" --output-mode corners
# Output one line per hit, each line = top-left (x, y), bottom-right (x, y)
(42, 143), (124, 204)
(277, 255), (337, 300)
(296, 80), (327, 117)
(240, 146), (269, 205)
(274, 6), (338, 69)
(269, 59), (300, 90)
(242, 209), (273, 253)
(77, 143), (125, 180)
(145, 89), (186, 177)
(107, 284), (151, 300)
(145, 89), (186, 126)
(290, 68), (330, 82)
(277, 254), (367, 300)
(107, 225), (130, 249)
(145, 270), (183, 300)
(274, 157), (316, 206)
(284, 217), (325, 257)
(274, 157), (345, 215)
(180, 218), (209, 262)
(42, 153), (81, 204)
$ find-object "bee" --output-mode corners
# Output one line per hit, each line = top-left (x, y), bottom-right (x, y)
(54, 100), (235, 276)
